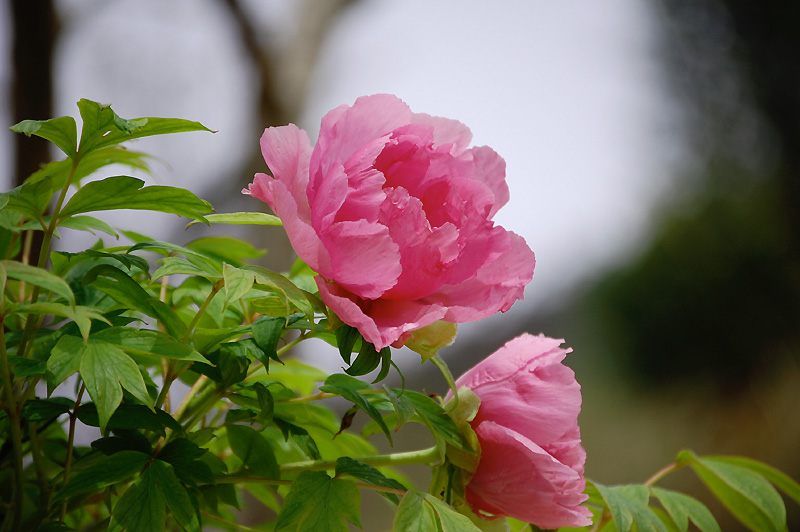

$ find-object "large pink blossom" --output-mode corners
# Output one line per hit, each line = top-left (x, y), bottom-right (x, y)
(454, 333), (591, 529)
(245, 94), (534, 349)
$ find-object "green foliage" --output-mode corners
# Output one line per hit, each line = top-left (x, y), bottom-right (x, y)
(1, 100), (796, 532)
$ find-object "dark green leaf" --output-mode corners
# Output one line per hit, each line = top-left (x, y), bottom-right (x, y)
(272, 418), (320, 460)
(79, 339), (152, 432)
(334, 456), (406, 504)
(8, 302), (108, 341)
(46, 335), (86, 393)
(20, 397), (73, 422)
(275, 471), (361, 532)
(77, 403), (180, 436)
(7, 355), (46, 378)
(1, 260), (74, 304)
(251, 315), (286, 366)
(148, 460), (201, 532)
(157, 438), (214, 485)
(335, 325), (361, 365)
(91, 432), (152, 456)
(652, 487), (721, 532)
(1, 177), (55, 221)
(253, 382), (274, 424)
(52, 450), (149, 503)
(108, 466), (165, 532)
(227, 424), (280, 478)
(344, 340), (382, 377)
(36, 521), (74, 532)
(321, 374), (392, 444)
(382, 386), (415, 430)
(10, 115), (77, 156)
(60, 176), (212, 222)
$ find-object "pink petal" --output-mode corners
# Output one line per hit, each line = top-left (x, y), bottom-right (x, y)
(411, 113), (473, 154)
(316, 280), (447, 349)
(319, 220), (401, 299)
(467, 421), (592, 529)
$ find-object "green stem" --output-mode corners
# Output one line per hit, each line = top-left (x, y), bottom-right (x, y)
(181, 279), (223, 344)
(0, 316), (24, 532)
(644, 461), (684, 486)
(60, 383), (85, 521)
(27, 421), (49, 511)
(280, 446), (441, 475)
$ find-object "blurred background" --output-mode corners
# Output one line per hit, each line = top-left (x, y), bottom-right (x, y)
(2, 0), (799, 530)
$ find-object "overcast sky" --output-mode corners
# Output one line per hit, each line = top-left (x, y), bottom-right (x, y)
(1, 0), (678, 346)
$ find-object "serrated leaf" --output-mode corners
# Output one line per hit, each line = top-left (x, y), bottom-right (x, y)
(275, 471), (361, 532)
(684, 452), (785, 532)
(60, 176), (212, 222)
(10, 115), (77, 156)
(148, 460), (201, 532)
(227, 424), (280, 478)
(186, 211), (282, 228)
(79, 339), (152, 432)
(108, 466), (165, 532)
(1, 260), (74, 304)
(652, 487), (721, 532)
(335, 456), (406, 504)
(52, 450), (149, 503)
(321, 374), (392, 444)
(394, 490), (439, 532)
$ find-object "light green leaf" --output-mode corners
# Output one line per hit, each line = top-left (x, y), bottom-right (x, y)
(10, 115), (78, 156)
(60, 175), (212, 222)
(681, 451), (785, 532)
(152, 256), (209, 280)
(246, 265), (323, 318)
(652, 487), (721, 532)
(397, 390), (473, 453)
(405, 321), (458, 361)
(394, 491), (440, 532)
(79, 339), (153, 432)
(227, 424), (280, 479)
(58, 215), (119, 238)
(108, 467), (165, 532)
(1, 260), (75, 304)
(421, 492), (483, 532)
(27, 146), (153, 191)
(186, 236), (264, 267)
(223, 262), (255, 303)
(52, 450), (149, 503)
(186, 211), (282, 228)
(595, 483), (650, 532)
(46, 335), (86, 393)
(8, 302), (109, 341)
(709, 455), (800, 507)
(1, 177), (55, 222)
(89, 115), (213, 153)
(92, 326), (207, 362)
(275, 471), (361, 532)
(148, 460), (201, 532)
(128, 241), (222, 278)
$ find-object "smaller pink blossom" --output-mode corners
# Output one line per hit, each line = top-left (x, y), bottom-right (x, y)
(454, 333), (592, 529)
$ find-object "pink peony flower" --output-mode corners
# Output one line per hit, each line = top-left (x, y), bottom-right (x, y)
(245, 94), (534, 349)
(454, 333), (592, 529)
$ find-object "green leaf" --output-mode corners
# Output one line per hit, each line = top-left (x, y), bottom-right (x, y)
(7, 355), (46, 378)
(1, 176), (55, 222)
(186, 236), (264, 266)
(58, 215), (119, 238)
(1, 260), (75, 304)
(334, 456), (406, 504)
(148, 460), (201, 532)
(77, 403), (181, 437)
(52, 450), (149, 503)
(186, 211), (282, 228)
(275, 471), (361, 532)
(128, 241), (222, 278)
(88, 115), (213, 153)
(27, 146), (153, 191)
(79, 339), (153, 432)
(227, 424), (280, 478)
(251, 315), (287, 366)
(394, 491), (439, 532)
(10, 115), (77, 156)
(60, 175), (212, 222)
(595, 483), (666, 532)
(321, 374), (392, 444)
(108, 466), (165, 532)
(709, 455), (800, 507)
(681, 451), (786, 532)
(93, 326), (207, 362)
(335, 325), (361, 365)
(246, 265), (323, 318)
(396, 390), (472, 453)
(223, 262), (255, 303)
(8, 302), (109, 341)
(652, 487), (721, 532)
(20, 397), (73, 422)
(421, 492), (483, 532)
(382, 386), (415, 431)
(46, 335), (86, 392)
